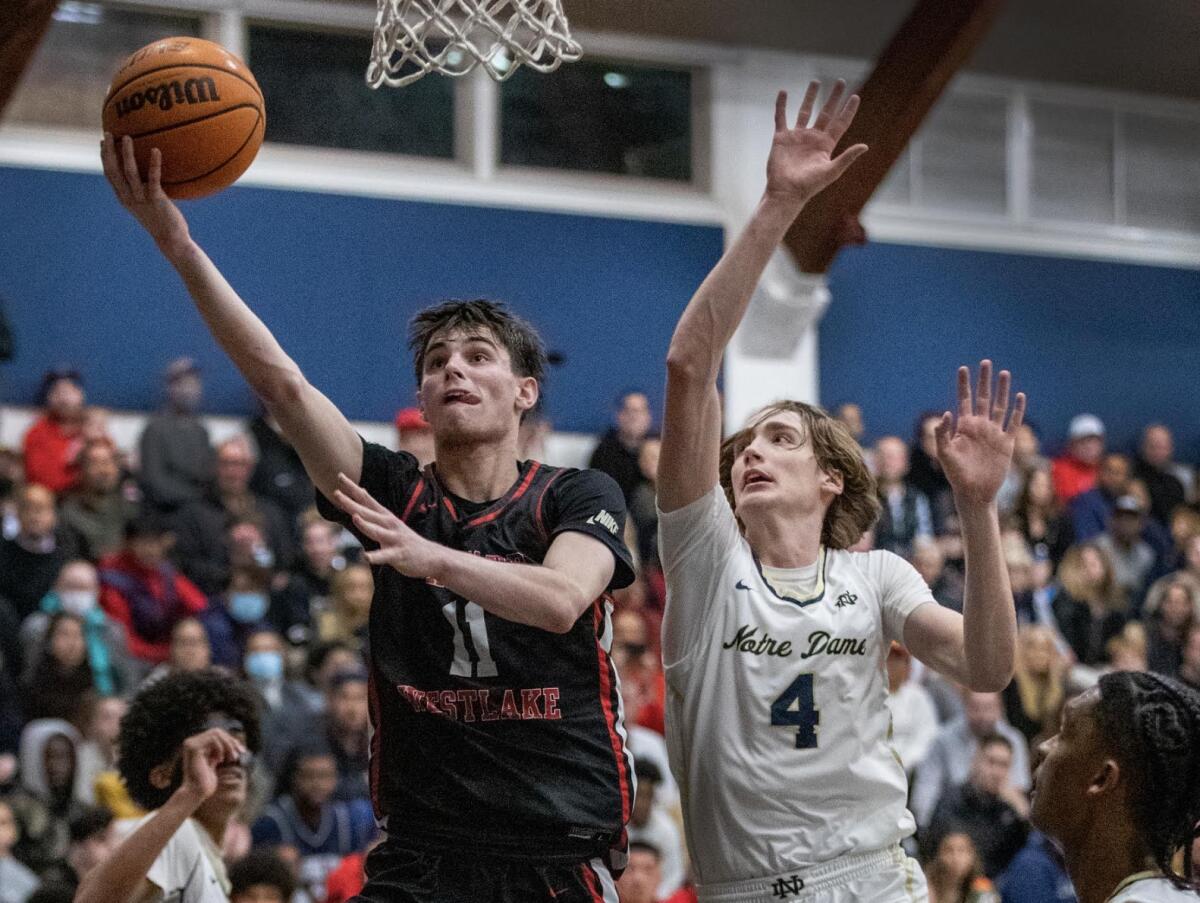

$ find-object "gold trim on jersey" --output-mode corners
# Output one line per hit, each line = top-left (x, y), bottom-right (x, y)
(755, 546), (828, 608)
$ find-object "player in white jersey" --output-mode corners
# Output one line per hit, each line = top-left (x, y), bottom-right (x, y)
(1031, 671), (1200, 903)
(657, 80), (1027, 902)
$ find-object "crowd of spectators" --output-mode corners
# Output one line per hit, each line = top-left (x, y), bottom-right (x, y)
(0, 365), (1197, 903)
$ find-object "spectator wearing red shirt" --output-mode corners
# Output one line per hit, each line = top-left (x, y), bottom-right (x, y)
(23, 368), (86, 493)
(1050, 414), (1105, 504)
(98, 514), (207, 666)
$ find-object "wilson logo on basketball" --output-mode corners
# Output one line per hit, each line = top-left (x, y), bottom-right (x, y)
(113, 77), (220, 118)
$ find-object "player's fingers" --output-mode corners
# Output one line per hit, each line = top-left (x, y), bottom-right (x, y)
(992, 369), (1011, 424)
(828, 94), (861, 143)
(337, 472), (390, 514)
(1008, 392), (1027, 432)
(774, 90), (788, 132)
(148, 147), (164, 197)
(120, 136), (145, 203)
(957, 366), (972, 418)
(814, 79), (846, 131)
(934, 411), (954, 452)
(100, 135), (131, 203)
(975, 360), (992, 417)
(795, 80), (820, 128)
(362, 549), (388, 566)
(826, 143), (868, 181)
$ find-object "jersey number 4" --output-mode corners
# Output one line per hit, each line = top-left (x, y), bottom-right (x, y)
(771, 673), (820, 749)
(442, 599), (499, 677)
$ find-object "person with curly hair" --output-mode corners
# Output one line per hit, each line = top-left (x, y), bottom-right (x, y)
(1031, 671), (1200, 902)
(75, 669), (259, 903)
(227, 849), (296, 903)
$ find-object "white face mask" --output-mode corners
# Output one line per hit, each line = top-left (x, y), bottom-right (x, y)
(58, 590), (98, 617)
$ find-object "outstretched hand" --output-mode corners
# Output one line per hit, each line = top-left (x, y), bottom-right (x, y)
(101, 134), (190, 250)
(765, 80), (869, 209)
(331, 473), (444, 578)
(935, 361), (1027, 508)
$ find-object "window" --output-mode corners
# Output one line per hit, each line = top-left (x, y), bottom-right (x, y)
(500, 59), (692, 181)
(247, 24), (455, 158)
(4, 2), (202, 129)
(1030, 102), (1115, 223)
(916, 93), (1009, 216)
(1122, 112), (1200, 233)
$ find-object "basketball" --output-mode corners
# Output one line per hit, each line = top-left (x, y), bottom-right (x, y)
(101, 37), (264, 200)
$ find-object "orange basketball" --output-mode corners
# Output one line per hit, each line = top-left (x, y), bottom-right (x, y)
(102, 37), (265, 200)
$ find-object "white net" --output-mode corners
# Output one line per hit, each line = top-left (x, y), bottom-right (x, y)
(367, 0), (582, 88)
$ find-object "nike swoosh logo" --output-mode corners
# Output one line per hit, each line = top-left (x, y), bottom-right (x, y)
(736, 580), (752, 590)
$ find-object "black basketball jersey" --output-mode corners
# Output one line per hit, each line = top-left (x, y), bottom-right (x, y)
(316, 439), (637, 862)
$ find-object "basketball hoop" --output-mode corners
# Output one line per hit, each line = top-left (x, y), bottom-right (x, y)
(367, 0), (582, 88)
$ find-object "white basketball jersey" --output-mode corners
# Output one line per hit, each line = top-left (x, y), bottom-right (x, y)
(1108, 873), (1200, 902)
(659, 486), (934, 888)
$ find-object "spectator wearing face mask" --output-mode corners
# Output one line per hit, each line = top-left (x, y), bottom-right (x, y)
(98, 514), (208, 667)
(242, 627), (316, 782)
(201, 566), (274, 670)
(23, 368), (86, 494)
(21, 560), (133, 699)
(59, 439), (136, 563)
(137, 358), (215, 516)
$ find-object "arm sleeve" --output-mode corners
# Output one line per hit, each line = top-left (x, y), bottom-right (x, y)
(866, 550), (939, 644)
(543, 469), (636, 591)
(315, 438), (421, 540)
(657, 485), (743, 668)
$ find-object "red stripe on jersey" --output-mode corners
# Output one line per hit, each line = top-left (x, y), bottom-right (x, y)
(467, 460), (542, 528)
(580, 862), (604, 903)
(400, 478), (426, 522)
(442, 495), (458, 519)
(593, 600), (631, 824)
(366, 668), (384, 822)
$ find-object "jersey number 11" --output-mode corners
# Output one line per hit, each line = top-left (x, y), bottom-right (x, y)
(442, 599), (499, 677)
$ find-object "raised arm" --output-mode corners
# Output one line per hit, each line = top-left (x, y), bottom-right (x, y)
(904, 362), (1027, 691)
(101, 136), (361, 498)
(658, 82), (867, 512)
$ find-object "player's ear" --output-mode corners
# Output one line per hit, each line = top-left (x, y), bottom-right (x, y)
(515, 376), (538, 416)
(1086, 757), (1121, 800)
(820, 467), (844, 496)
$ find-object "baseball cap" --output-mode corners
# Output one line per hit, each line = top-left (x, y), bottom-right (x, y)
(394, 407), (430, 432)
(1068, 414), (1105, 441)
(1113, 495), (1143, 515)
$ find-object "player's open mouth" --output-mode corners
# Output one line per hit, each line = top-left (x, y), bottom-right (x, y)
(742, 469), (773, 491)
(442, 389), (480, 406)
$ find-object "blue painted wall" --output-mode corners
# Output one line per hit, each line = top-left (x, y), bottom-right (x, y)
(822, 242), (1200, 457)
(0, 165), (725, 433)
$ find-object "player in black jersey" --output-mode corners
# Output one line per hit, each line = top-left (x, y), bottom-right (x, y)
(102, 136), (636, 902)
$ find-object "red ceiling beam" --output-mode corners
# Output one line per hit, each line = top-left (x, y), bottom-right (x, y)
(787, 0), (1008, 273)
(0, 0), (59, 119)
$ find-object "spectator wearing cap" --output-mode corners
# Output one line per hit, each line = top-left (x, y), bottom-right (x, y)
(23, 368), (86, 493)
(98, 514), (208, 666)
(395, 407), (435, 467)
(1093, 495), (1157, 609)
(137, 357), (215, 515)
(628, 759), (687, 899)
(590, 390), (654, 504)
(1133, 423), (1193, 527)
(1069, 453), (1131, 542)
(0, 484), (75, 619)
(170, 435), (295, 596)
(59, 439), (136, 562)
(248, 410), (314, 534)
(1050, 414), (1104, 504)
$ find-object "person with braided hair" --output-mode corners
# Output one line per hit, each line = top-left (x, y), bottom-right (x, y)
(1030, 670), (1200, 902)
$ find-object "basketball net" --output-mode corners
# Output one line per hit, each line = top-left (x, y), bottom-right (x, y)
(367, 0), (582, 88)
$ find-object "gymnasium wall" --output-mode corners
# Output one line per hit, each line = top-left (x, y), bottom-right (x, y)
(821, 241), (1200, 457)
(0, 165), (725, 434)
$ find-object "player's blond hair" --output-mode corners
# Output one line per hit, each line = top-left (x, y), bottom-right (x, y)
(719, 400), (879, 550)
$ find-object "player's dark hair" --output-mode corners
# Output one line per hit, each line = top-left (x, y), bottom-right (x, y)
(720, 400), (880, 549)
(1095, 671), (1200, 890)
(118, 669), (261, 810)
(409, 299), (547, 408)
(228, 850), (297, 900)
